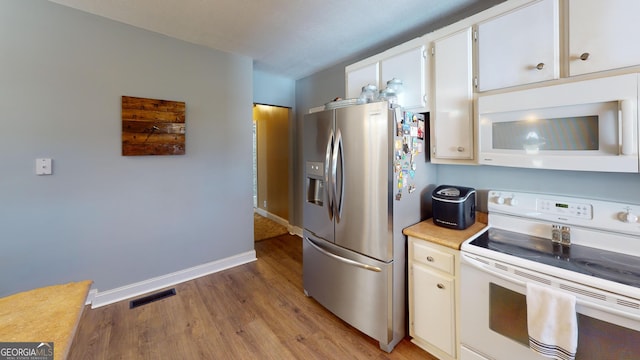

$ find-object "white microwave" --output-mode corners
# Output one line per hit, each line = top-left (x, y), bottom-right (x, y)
(478, 73), (639, 173)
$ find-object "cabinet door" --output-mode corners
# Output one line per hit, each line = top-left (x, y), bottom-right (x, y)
(345, 62), (379, 99)
(477, 0), (559, 91)
(432, 28), (473, 160)
(568, 0), (640, 76)
(380, 45), (426, 109)
(411, 263), (456, 357)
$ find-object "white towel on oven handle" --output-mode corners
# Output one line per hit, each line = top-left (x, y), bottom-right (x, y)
(526, 282), (578, 360)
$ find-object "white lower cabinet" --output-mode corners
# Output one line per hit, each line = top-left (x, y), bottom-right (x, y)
(409, 237), (459, 360)
(412, 263), (455, 356)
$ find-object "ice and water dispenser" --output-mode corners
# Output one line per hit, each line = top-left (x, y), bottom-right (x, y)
(306, 161), (324, 206)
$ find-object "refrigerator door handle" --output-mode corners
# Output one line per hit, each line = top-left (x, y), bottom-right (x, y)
(305, 236), (382, 272)
(333, 128), (344, 222)
(325, 130), (334, 220)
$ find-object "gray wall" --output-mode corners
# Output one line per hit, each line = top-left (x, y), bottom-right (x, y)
(253, 70), (295, 108)
(0, 0), (254, 297)
(437, 165), (640, 211)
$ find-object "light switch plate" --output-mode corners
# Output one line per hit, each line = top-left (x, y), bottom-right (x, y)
(36, 158), (52, 175)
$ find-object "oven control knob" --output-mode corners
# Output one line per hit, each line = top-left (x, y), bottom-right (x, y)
(496, 196), (505, 205)
(509, 197), (518, 206)
(622, 210), (638, 223)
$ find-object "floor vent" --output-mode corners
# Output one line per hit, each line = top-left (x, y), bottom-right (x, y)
(129, 288), (176, 309)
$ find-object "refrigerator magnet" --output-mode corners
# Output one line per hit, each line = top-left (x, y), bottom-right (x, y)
(406, 111), (416, 123)
(418, 120), (425, 140)
(402, 170), (409, 187)
(403, 135), (412, 151)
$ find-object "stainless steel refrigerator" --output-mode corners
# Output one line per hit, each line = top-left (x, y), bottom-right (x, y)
(302, 101), (436, 352)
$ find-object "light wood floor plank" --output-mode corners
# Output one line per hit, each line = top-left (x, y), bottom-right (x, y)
(68, 234), (437, 359)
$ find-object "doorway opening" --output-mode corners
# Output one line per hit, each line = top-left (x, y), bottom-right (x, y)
(253, 104), (291, 240)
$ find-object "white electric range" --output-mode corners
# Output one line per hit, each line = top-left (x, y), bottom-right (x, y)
(460, 190), (640, 360)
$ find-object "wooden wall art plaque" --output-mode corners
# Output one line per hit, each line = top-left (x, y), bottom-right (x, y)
(122, 96), (186, 156)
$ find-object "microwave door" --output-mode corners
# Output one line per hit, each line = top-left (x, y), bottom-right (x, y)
(477, 73), (640, 173)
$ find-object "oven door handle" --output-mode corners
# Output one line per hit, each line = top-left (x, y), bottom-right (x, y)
(462, 253), (640, 322)
(462, 253), (527, 286)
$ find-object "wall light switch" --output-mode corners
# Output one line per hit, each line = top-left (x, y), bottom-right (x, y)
(36, 158), (52, 175)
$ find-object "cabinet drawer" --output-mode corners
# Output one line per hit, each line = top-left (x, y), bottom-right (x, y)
(412, 241), (454, 274)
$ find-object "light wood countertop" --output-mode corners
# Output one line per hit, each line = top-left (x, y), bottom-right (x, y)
(403, 213), (488, 250)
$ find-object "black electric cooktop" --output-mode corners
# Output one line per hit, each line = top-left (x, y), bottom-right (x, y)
(469, 228), (640, 288)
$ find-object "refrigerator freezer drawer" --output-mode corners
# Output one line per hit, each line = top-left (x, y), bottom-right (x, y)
(303, 232), (395, 350)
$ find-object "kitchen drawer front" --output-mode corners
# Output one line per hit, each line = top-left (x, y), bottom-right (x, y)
(412, 240), (454, 275)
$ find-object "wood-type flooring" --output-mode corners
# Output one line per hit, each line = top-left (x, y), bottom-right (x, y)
(68, 234), (435, 359)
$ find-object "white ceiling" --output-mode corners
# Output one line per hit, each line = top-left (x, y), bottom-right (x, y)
(48, 0), (503, 80)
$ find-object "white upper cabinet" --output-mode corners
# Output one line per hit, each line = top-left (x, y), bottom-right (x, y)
(568, 0), (640, 76)
(345, 62), (379, 100)
(432, 27), (474, 160)
(477, 0), (559, 92)
(345, 39), (427, 110)
(380, 45), (427, 109)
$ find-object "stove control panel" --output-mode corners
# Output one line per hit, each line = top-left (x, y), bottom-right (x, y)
(537, 199), (592, 220)
(488, 190), (640, 236)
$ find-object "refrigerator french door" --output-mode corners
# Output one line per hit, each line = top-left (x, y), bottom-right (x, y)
(303, 101), (434, 352)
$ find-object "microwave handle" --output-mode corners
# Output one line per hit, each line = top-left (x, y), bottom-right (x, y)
(620, 99), (636, 156)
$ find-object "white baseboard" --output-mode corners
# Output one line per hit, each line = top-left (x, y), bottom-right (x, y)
(89, 250), (257, 308)
(84, 289), (98, 306)
(254, 208), (287, 225)
(290, 225), (303, 237)
(254, 208), (302, 237)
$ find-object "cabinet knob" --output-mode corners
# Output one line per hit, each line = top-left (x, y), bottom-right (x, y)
(457, 146), (465, 152)
(580, 52), (590, 61)
(535, 62), (545, 70)
(426, 256), (435, 262)
(437, 283), (445, 289)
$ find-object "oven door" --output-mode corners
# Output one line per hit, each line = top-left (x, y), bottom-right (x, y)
(460, 253), (640, 360)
